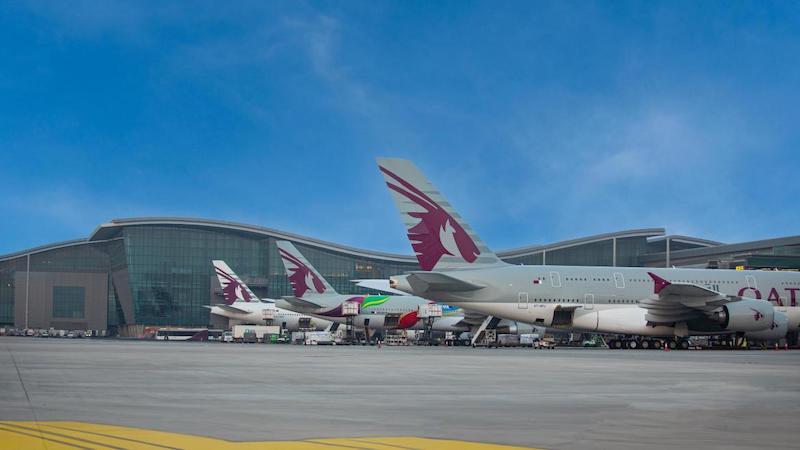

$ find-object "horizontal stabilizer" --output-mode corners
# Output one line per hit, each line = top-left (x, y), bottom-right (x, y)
(204, 304), (251, 314)
(352, 279), (410, 296)
(407, 271), (485, 294)
(281, 296), (324, 309)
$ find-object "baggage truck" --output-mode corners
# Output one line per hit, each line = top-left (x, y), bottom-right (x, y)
(304, 331), (334, 345)
(232, 325), (280, 342)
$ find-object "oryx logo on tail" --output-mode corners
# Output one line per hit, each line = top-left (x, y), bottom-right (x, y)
(379, 165), (480, 271)
(215, 266), (252, 305)
(278, 248), (326, 298)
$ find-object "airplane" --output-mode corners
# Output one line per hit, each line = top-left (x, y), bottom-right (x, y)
(376, 157), (800, 349)
(204, 260), (331, 332)
(353, 278), (546, 337)
(274, 240), (470, 335)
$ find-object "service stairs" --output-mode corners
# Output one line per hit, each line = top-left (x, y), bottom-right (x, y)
(471, 315), (501, 346)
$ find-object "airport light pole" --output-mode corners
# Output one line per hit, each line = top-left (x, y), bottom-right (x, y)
(25, 253), (30, 329)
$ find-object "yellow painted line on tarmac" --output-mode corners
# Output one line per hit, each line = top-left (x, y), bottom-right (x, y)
(0, 421), (542, 450)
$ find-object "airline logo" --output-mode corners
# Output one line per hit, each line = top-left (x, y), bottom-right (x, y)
(278, 247), (326, 298)
(379, 165), (480, 271)
(215, 266), (252, 305)
(361, 295), (390, 309)
(751, 308), (764, 321)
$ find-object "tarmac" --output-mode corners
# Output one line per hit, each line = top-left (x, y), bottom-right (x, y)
(1, 337), (799, 450)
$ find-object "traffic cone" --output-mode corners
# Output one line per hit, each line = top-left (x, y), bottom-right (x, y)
(775, 342), (779, 350)
(784, 343), (789, 350)
(664, 341), (669, 351)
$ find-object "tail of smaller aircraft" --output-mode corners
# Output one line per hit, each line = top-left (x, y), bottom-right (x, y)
(276, 241), (338, 298)
(212, 260), (260, 305)
(376, 157), (505, 272)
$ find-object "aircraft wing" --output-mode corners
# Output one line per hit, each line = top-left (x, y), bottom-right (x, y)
(281, 296), (324, 309)
(407, 272), (485, 294)
(460, 309), (492, 327)
(640, 272), (734, 324)
(204, 304), (251, 314)
(352, 279), (410, 296)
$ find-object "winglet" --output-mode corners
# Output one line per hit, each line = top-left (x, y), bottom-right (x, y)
(647, 272), (671, 294)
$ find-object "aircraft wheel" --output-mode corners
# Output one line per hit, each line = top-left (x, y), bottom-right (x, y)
(627, 340), (638, 349)
(652, 339), (662, 349)
(608, 339), (618, 349)
(679, 340), (690, 350)
(668, 340), (678, 350)
(641, 340), (651, 350)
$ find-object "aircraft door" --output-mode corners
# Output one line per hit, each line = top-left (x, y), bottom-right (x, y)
(584, 294), (594, 310)
(613, 272), (625, 289)
(518, 292), (529, 309)
(550, 271), (561, 288)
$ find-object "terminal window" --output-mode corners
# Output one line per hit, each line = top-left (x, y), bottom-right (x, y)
(53, 286), (85, 319)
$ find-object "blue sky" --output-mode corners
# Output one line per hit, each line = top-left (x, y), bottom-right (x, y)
(1, 0), (798, 256)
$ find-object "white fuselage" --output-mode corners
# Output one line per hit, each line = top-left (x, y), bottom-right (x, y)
(394, 265), (800, 338)
(303, 311), (468, 333)
(276, 296), (469, 333)
(208, 302), (331, 331)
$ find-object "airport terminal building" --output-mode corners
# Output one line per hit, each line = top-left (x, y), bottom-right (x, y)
(1, 217), (798, 334)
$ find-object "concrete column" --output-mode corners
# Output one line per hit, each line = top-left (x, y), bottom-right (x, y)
(666, 238), (670, 268)
(612, 238), (617, 267)
(542, 251), (546, 265)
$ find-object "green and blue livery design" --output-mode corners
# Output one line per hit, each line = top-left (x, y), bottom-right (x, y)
(360, 295), (390, 309)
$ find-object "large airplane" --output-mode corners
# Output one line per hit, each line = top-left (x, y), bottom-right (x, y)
(353, 278), (545, 337)
(205, 260), (331, 331)
(376, 157), (800, 349)
(274, 240), (469, 334)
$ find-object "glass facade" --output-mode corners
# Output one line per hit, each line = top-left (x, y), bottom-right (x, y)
(120, 226), (419, 326)
(52, 286), (86, 319)
(0, 261), (15, 325)
(123, 226), (270, 326)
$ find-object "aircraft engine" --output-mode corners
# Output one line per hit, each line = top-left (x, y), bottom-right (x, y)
(713, 299), (774, 332)
(495, 320), (535, 335)
(745, 311), (789, 341)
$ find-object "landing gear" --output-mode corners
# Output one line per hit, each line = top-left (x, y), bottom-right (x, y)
(627, 340), (639, 349)
(641, 340), (652, 350)
(608, 339), (623, 349)
(679, 340), (690, 350)
(667, 340), (678, 350)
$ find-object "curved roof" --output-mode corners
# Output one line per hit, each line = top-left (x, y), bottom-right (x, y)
(497, 228), (666, 257)
(88, 217), (418, 263)
(2, 217), (670, 264)
(640, 234), (800, 264)
(0, 238), (93, 263)
(647, 234), (723, 247)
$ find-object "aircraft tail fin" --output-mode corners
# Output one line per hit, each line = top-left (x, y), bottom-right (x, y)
(212, 260), (260, 305)
(376, 157), (505, 271)
(275, 241), (338, 298)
